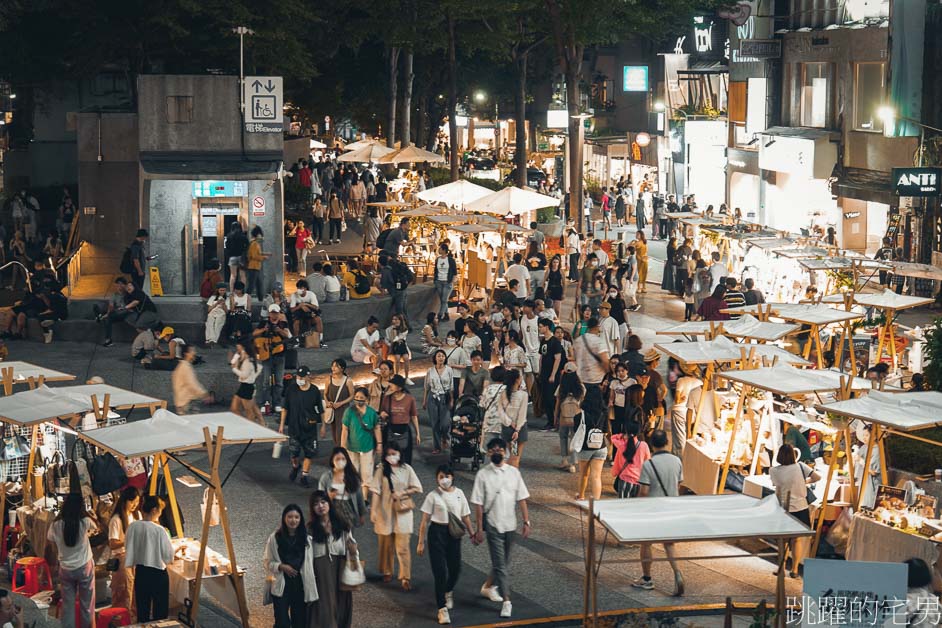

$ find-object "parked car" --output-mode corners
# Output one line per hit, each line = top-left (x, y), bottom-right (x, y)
(505, 167), (547, 188)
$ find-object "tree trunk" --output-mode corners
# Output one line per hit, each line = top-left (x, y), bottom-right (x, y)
(566, 61), (584, 231)
(447, 15), (459, 181)
(400, 50), (414, 148)
(387, 47), (401, 148)
(514, 51), (528, 188)
(415, 91), (427, 148)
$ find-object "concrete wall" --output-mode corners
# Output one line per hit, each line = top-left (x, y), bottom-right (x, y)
(137, 75), (281, 155)
(76, 112), (141, 274)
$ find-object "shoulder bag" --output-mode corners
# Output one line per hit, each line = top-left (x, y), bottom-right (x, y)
(340, 539), (365, 591)
(569, 411), (586, 454)
(323, 377), (348, 424)
(436, 490), (466, 539)
(90, 451), (128, 496)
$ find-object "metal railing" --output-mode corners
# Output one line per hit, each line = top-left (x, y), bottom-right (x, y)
(0, 261), (32, 293)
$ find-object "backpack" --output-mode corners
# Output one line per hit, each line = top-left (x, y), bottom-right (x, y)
(119, 246), (134, 274)
(199, 276), (213, 299)
(353, 271), (371, 295)
(376, 228), (392, 249)
(391, 260), (415, 290)
(584, 410), (606, 450)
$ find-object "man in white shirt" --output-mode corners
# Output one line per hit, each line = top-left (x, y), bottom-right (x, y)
(350, 316), (382, 371)
(708, 251), (726, 292)
(534, 298), (558, 323)
(519, 300), (540, 388)
(592, 239), (609, 269)
(504, 254), (530, 300)
(597, 301), (621, 357)
(471, 437), (531, 619)
(573, 317), (610, 431)
(289, 279), (321, 337)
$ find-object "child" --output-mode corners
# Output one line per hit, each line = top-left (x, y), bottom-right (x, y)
(683, 277), (695, 321)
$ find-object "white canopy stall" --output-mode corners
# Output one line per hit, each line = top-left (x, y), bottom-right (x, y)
(657, 314), (799, 342)
(78, 409), (286, 626)
(578, 495), (812, 627)
(416, 179), (493, 208)
(0, 361), (75, 395)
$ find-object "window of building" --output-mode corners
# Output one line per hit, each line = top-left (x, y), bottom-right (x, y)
(799, 63), (833, 128)
(854, 62), (886, 132)
(166, 96), (194, 123)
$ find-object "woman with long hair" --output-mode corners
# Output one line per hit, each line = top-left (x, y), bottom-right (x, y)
(572, 305), (593, 339)
(379, 375), (421, 465)
(368, 360), (393, 412)
(662, 236), (677, 293)
(611, 422), (651, 498)
(770, 444), (821, 577)
(386, 313), (413, 385)
(574, 385), (609, 501)
(230, 341), (264, 425)
(326, 359), (354, 444)
(318, 447), (367, 529)
(497, 368), (529, 467)
(555, 365), (585, 472)
(424, 350), (455, 455)
(49, 493), (97, 627)
(545, 255), (565, 316)
(308, 491), (357, 627)
(421, 312), (444, 355)
(633, 231), (648, 293)
(263, 504), (316, 628)
(370, 443), (423, 591)
(109, 486), (142, 614)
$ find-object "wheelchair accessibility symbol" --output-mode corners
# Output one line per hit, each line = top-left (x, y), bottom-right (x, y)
(251, 95), (277, 120)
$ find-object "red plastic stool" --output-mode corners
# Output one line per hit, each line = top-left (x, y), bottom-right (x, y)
(0, 524), (20, 562)
(97, 607), (132, 627)
(12, 556), (53, 596)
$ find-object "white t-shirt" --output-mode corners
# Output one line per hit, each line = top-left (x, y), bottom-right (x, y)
(420, 487), (471, 525)
(351, 327), (380, 357)
(574, 332), (608, 384)
(709, 263), (726, 292)
(435, 256), (451, 282)
(325, 275), (341, 293)
(520, 314), (540, 355)
(566, 233), (581, 255)
(505, 264), (529, 298)
(47, 518), (95, 570)
(124, 520), (175, 571)
(290, 290), (319, 308)
(594, 249), (610, 268)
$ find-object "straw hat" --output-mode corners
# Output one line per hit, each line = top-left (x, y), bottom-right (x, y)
(643, 349), (660, 363)
(680, 362), (700, 377)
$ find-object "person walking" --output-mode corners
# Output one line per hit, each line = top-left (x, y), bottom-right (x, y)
(555, 364), (584, 473)
(171, 345), (210, 414)
(126, 229), (149, 291)
(433, 244), (458, 322)
(573, 381), (609, 500)
(341, 387), (382, 498)
(611, 422), (651, 498)
(307, 491), (357, 628)
(328, 191), (345, 244)
(379, 375), (421, 465)
(633, 231), (649, 293)
(279, 366), (324, 488)
(318, 447), (368, 529)
(632, 430), (685, 595)
(108, 487), (142, 616)
(229, 341), (265, 425)
(424, 350), (455, 455)
(417, 465), (474, 625)
(47, 493), (97, 628)
(312, 198), (327, 245)
(263, 504), (317, 628)
(470, 437), (531, 619)
(497, 369), (529, 467)
(325, 359), (354, 445)
(124, 496), (175, 622)
(537, 319), (564, 431)
(370, 443), (423, 590)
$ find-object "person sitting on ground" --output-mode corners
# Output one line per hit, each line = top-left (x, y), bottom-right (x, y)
(131, 327), (159, 363)
(305, 262), (328, 304)
(7, 287), (67, 341)
(351, 316), (384, 372)
(142, 327), (184, 370)
(323, 264), (342, 303)
(99, 277), (159, 347)
(289, 279), (323, 341)
(343, 260), (373, 300)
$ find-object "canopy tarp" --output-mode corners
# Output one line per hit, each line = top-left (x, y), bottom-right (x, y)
(366, 200), (411, 208)
(797, 257), (889, 272)
(578, 494), (812, 544)
(342, 138), (385, 151)
(58, 384), (164, 410)
(815, 390), (942, 432)
(654, 335), (810, 365)
(309, 139), (327, 149)
(336, 143), (394, 162)
(448, 223), (531, 234)
(721, 303), (862, 325)
(745, 237), (798, 251)
(719, 365), (877, 395)
(377, 145), (446, 165)
(887, 261), (942, 281)
(416, 179), (493, 208)
(850, 288), (933, 311)
(425, 214), (467, 225)
(773, 246), (833, 259)
(657, 314), (798, 341)
(79, 409), (285, 458)
(0, 361), (75, 383)
(463, 186), (558, 216)
(395, 205), (443, 218)
(0, 386), (92, 426)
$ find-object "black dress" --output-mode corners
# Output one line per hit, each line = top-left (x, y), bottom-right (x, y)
(547, 269), (564, 301)
(661, 243), (676, 293)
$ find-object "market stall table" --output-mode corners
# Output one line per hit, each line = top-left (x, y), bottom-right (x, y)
(845, 514), (941, 577)
(887, 260), (942, 282)
(845, 289), (934, 370)
(657, 314), (799, 342)
(577, 494), (813, 628)
(654, 335), (810, 366)
(0, 361), (75, 395)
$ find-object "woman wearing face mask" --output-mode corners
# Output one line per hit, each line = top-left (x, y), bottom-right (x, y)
(443, 331), (470, 395)
(379, 375), (421, 465)
(341, 388), (382, 499)
(608, 362), (632, 435)
(368, 360), (393, 411)
(308, 491), (356, 628)
(263, 504), (317, 628)
(500, 330), (527, 380)
(416, 465), (473, 625)
(424, 350), (455, 455)
(371, 443), (423, 590)
(318, 447), (367, 529)
(497, 369), (528, 467)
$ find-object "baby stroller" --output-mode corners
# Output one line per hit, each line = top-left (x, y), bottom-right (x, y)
(449, 394), (485, 471)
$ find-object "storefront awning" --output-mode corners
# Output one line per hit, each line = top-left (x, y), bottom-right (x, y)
(141, 156), (282, 179)
(830, 168), (896, 205)
(759, 127), (837, 179)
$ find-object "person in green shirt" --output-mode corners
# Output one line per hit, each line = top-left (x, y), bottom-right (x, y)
(341, 386), (383, 498)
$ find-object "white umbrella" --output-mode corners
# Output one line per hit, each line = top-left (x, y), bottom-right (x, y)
(416, 179), (493, 208)
(309, 138), (327, 149)
(463, 186), (559, 216)
(377, 145), (446, 165)
(343, 138), (387, 151)
(337, 143), (395, 163)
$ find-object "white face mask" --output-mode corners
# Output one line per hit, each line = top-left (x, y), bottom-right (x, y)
(446, 338), (456, 346)
(386, 454), (400, 465)
(334, 458), (347, 469)
(438, 477), (453, 489)
(296, 378), (307, 387)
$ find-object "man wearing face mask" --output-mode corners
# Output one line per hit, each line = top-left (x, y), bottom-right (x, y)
(470, 437), (531, 619)
(597, 301), (621, 358)
(278, 366), (325, 488)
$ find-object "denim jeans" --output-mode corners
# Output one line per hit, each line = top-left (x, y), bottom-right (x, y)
(428, 394), (451, 450)
(484, 523), (515, 599)
(391, 289), (407, 318)
(434, 280), (453, 318)
(559, 424), (574, 465)
(61, 559), (95, 628)
(256, 353), (286, 407)
(246, 268), (263, 301)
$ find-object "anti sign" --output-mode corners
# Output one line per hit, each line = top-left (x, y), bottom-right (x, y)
(252, 196), (266, 217)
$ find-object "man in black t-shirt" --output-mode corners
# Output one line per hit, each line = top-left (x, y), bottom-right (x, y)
(538, 319), (564, 430)
(279, 366), (324, 488)
(100, 277), (159, 347)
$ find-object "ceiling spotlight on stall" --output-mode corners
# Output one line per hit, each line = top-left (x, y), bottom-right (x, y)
(653, 101), (665, 112)
(635, 132), (651, 147)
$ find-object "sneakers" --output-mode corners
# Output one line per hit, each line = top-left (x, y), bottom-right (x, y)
(299, 474), (311, 488)
(480, 584), (503, 602)
(405, 378), (415, 386)
(673, 570), (685, 596)
(631, 576), (654, 590)
(288, 466), (300, 483)
(444, 591), (454, 610)
(274, 405), (283, 413)
(320, 342), (328, 349)
(437, 608), (451, 625)
(500, 601), (512, 618)
(102, 339), (114, 347)
(568, 465), (577, 473)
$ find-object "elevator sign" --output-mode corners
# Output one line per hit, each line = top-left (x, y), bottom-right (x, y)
(892, 167), (941, 197)
(244, 76), (283, 133)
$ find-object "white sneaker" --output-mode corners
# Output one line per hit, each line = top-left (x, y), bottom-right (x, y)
(500, 601), (512, 618)
(406, 378), (415, 386)
(444, 591), (454, 609)
(274, 405), (283, 413)
(480, 584), (502, 602)
(438, 607), (451, 624)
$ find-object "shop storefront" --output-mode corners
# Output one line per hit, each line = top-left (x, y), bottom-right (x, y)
(758, 127), (838, 236)
(683, 120), (727, 209)
(726, 147), (761, 222)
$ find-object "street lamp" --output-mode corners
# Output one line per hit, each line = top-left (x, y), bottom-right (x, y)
(474, 91), (486, 104)
(653, 101), (665, 112)
(878, 105), (942, 166)
(231, 26), (254, 113)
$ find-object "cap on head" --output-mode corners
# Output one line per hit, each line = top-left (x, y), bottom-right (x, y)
(160, 326), (174, 337)
(268, 303), (281, 313)
(136, 229), (149, 238)
(297, 366), (311, 377)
